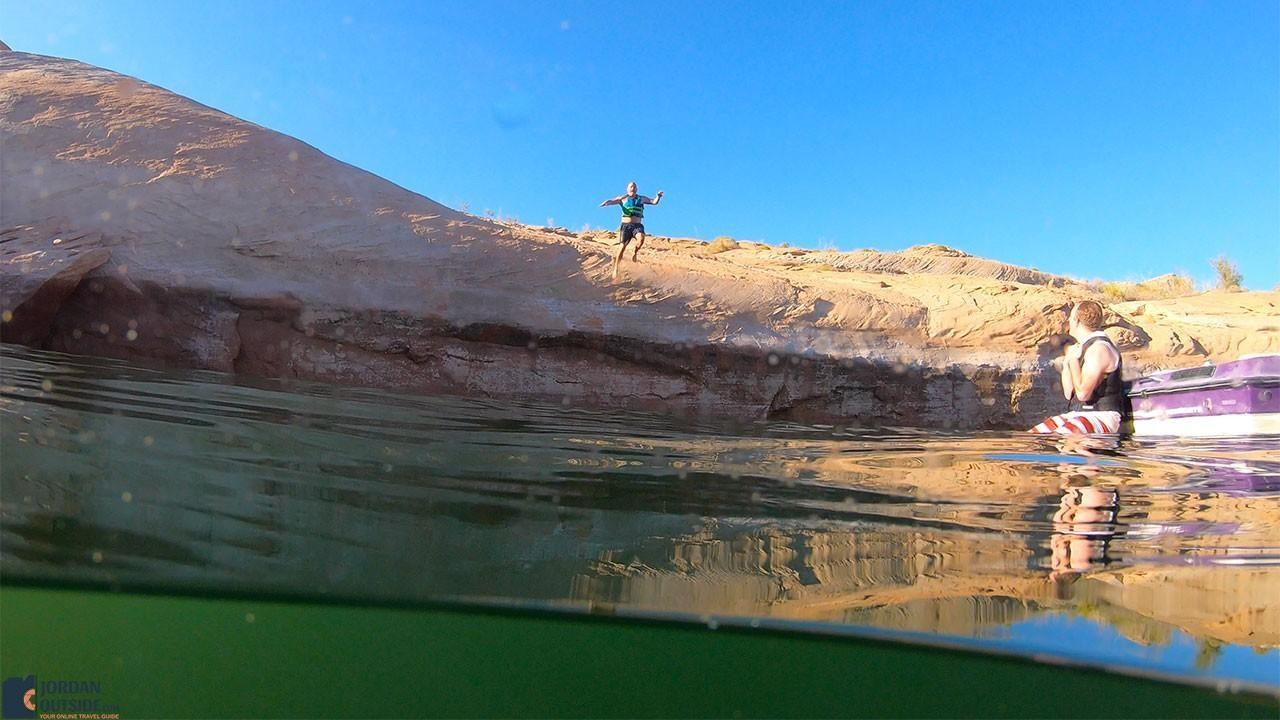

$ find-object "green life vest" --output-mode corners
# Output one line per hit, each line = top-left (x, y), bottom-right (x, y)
(621, 195), (644, 218)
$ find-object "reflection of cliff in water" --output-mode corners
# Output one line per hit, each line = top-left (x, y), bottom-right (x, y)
(2, 344), (1277, 659)
(569, 522), (1280, 649)
(8, 438), (1273, 652)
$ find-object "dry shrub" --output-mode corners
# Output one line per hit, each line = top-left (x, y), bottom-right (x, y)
(1101, 282), (1129, 301)
(1212, 256), (1243, 291)
(1098, 274), (1197, 301)
(707, 236), (739, 254)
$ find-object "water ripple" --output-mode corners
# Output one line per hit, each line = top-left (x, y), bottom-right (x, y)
(2, 343), (1278, 689)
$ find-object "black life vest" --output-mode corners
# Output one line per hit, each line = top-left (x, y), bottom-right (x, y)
(1072, 334), (1125, 414)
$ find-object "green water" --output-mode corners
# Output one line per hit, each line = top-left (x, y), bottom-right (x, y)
(1, 344), (1278, 716)
(4, 585), (1277, 718)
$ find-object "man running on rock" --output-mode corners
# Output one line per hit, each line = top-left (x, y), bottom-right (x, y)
(599, 181), (663, 279)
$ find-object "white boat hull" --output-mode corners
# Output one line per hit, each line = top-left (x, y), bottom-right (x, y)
(1128, 412), (1280, 438)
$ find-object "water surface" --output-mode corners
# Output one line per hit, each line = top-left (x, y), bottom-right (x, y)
(2, 344), (1277, 692)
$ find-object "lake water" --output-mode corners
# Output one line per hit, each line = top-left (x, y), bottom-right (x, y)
(2, 343), (1278, 696)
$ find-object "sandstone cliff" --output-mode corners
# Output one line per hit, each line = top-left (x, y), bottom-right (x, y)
(2, 49), (1277, 428)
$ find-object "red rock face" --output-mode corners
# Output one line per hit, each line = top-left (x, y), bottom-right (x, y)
(0, 221), (111, 345)
(23, 270), (1056, 428)
(2, 50), (1275, 429)
(45, 278), (241, 371)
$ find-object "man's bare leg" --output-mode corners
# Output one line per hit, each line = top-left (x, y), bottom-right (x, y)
(632, 231), (646, 261)
(612, 240), (628, 280)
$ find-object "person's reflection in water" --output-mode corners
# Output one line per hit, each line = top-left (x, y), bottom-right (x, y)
(1050, 480), (1121, 581)
(1047, 435), (1124, 583)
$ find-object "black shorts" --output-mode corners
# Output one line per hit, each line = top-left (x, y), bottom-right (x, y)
(619, 222), (645, 245)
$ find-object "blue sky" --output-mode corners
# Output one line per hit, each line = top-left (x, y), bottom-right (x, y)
(3, 1), (1278, 288)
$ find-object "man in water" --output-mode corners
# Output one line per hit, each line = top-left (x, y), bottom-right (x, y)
(1031, 300), (1126, 434)
(599, 181), (664, 279)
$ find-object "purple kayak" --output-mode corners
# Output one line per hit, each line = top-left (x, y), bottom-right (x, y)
(1126, 354), (1280, 436)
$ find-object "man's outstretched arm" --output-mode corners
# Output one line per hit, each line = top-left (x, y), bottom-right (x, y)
(645, 190), (665, 205)
(599, 195), (624, 207)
